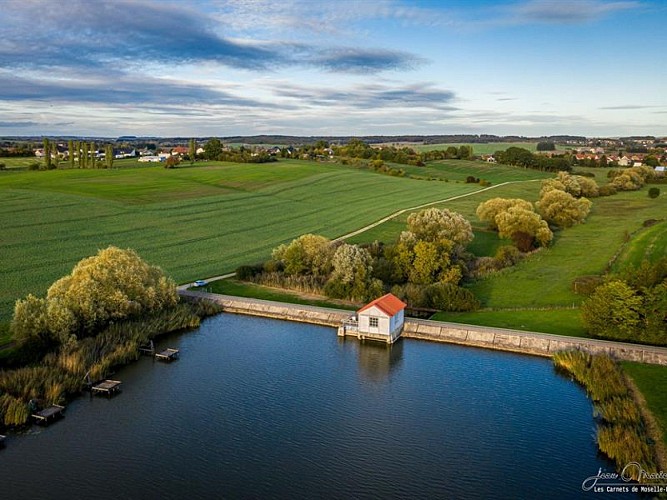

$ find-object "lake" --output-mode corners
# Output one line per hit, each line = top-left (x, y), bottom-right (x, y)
(0, 313), (614, 499)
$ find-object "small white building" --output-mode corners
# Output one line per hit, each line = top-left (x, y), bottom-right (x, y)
(338, 293), (407, 344)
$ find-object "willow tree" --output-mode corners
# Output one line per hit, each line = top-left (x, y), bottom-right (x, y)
(537, 189), (592, 228)
(11, 246), (178, 344)
(476, 198), (533, 231)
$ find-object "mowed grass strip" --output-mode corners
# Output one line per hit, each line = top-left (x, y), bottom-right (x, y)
(0, 161), (483, 323)
(622, 362), (667, 448)
(431, 309), (586, 337)
(612, 219), (667, 270)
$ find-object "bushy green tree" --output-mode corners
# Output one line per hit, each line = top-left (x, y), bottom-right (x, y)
(476, 198), (533, 230)
(272, 234), (333, 277)
(204, 138), (223, 160)
(581, 280), (643, 340)
(11, 294), (53, 348)
(406, 207), (474, 248)
(495, 206), (553, 251)
(536, 189), (592, 228)
(37, 246), (178, 338)
(325, 243), (382, 301)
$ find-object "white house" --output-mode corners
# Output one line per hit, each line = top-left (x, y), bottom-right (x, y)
(338, 293), (407, 344)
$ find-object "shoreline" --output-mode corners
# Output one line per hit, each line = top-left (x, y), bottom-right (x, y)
(180, 290), (667, 365)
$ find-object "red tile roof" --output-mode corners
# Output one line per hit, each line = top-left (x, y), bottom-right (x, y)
(357, 293), (407, 317)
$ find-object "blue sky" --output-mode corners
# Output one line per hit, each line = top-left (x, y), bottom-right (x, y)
(0, 0), (665, 137)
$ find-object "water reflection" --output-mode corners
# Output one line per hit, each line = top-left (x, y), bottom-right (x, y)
(354, 338), (404, 381)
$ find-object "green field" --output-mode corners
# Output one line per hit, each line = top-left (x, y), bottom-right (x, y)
(623, 362), (667, 448)
(1, 159), (503, 332)
(612, 219), (667, 271)
(0, 157), (43, 169)
(2, 157), (664, 344)
(431, 309), (586, 337)
(350, 183), (667, 334)
(414, 142), (538, 155)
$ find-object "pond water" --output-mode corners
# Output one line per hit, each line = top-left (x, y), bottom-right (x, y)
(0, 314), (615, 499)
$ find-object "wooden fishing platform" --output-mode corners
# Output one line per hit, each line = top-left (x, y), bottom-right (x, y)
(91, 379), (122, 396)
(155, 348), (179, 362)
(32, 404), (65, 425)
(138, 340), (155, 356)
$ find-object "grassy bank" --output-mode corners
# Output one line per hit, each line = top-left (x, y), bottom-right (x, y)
(431, 308), (585, 337)
(207, 279), (358, 311)
(623, 362), (667, 450)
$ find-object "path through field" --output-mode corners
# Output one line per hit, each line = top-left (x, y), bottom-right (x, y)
(196, 179), (541, 286)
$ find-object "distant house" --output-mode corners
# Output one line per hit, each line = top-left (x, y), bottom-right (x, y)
(655, 166), (666, 176)
(338, 293), (407, 344)
(171, 146), (189, 156)
(618, 156), (631, 167)
(138, 155), (164, 163)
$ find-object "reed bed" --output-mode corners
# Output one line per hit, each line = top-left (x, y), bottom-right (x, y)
(0, 301), (219, 428)
(553, 350), (658, 481)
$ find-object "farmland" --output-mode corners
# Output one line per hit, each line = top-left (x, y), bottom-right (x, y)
(414, 142), (539, 155)
(0, 158), (519, 336)
(2, 157), (664, 345)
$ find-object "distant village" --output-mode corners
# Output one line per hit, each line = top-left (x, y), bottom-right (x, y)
(3, 134), (666, 173)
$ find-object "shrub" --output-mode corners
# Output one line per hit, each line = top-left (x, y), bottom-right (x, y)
(235, 264), (264, 281)
(0, 162), (6, 170)
(648, 187), (660, 199)
(422, 282), (480, 311)
(494, 245), (523, 266)
(164, 156), (180, 168)
(598, 184), (617, 196)
(28, 162), (40, 170)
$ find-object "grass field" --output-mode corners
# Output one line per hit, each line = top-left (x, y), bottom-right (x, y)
(623, 362), (667, 448)
(431, 309), (586, 337)
(350, 182), (667, 334)
(0, 157), (43, 169)
(0, 159), (499, 333)
(612, 219), (667, 271)
(414, 142), (538, 155)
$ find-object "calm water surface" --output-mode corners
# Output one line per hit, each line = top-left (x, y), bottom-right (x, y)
(1, 314), (614, 499)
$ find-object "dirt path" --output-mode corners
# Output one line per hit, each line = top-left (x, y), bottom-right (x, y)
(185, 179), (542, 287)
(333, 179), (540, 242)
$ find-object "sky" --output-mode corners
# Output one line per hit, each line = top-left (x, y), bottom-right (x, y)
(0, 0), (665, 138)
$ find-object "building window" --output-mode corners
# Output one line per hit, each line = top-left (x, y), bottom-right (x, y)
(369, 317), (379, 328)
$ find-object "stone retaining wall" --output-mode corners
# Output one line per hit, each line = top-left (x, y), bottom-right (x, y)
(180, 291), (667, 365)
(181, 290), (350, 327)
(402, 320), (667, 365)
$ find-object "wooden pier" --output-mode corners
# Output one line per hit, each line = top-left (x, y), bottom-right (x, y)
(91, 379), (122, 396)
(139, 340), (155, 356)
(32, 405), (65, 425)
(155, 348), (179, 362)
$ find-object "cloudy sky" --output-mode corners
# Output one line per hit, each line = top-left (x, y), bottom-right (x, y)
(0, 0), (665, 137)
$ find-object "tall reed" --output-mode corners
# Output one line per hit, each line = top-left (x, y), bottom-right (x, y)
(0, 301), (217, 428)
(553, 350), (658, 481)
